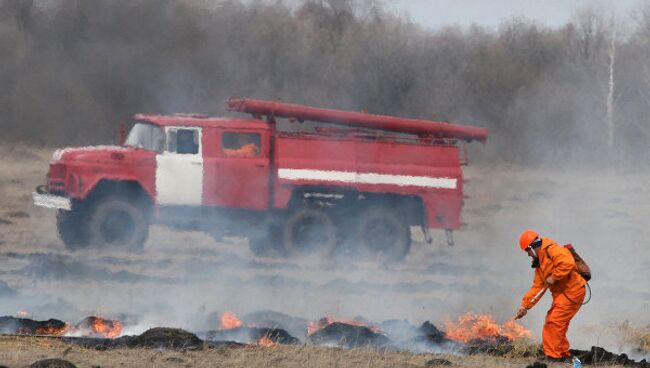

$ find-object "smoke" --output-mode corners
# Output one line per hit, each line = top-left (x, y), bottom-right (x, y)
(0, 0), (649, 360)
(0, 0), (649, 166)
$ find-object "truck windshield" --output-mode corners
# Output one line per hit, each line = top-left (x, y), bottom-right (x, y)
(125, 123), (165, 151)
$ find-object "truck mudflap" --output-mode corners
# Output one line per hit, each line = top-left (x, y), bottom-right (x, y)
(32, 192), (71, 211)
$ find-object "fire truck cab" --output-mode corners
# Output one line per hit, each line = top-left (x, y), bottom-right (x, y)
(33, 97), (487, 262)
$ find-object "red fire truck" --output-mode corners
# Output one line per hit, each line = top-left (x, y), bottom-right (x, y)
(33, 97), (487, 261)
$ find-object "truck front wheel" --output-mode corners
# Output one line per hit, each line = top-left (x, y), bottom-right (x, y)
(357, 206), (411, 263)
(283, 208), (337, 256)
(56, 207), (90, 251)
(87, 196), (149, 251)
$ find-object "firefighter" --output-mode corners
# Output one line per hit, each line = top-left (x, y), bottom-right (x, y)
(515, 230), (586, 362)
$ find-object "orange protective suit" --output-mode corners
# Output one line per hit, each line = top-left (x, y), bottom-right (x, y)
(521, 237), (586, 359)
(223, 143), (259, 158)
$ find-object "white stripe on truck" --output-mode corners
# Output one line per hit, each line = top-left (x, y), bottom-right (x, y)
(277, 168), (457, 189)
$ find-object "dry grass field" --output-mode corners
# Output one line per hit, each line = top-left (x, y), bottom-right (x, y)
(0, 335), (608, 368)
(0, 143), (649, 367)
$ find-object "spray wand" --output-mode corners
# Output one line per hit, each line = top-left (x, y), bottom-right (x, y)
(514, 287), (548, 320)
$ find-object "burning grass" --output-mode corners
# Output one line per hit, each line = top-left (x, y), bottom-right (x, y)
(0, 316), (123, 339)
(1, 310), (647, 366)
(204, 311), (300, 346)
(444, 313), (531, 343)
(219, 311), (243, 330)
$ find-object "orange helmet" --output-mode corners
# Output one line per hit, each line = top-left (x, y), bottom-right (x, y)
(519, 230), (540, 250)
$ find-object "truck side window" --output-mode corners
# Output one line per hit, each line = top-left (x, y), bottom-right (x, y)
(167, 129), (199, 154)
(222, 132), (261, 158)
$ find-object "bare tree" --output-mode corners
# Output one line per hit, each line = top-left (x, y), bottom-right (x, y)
(605, 14), (618, 148)
(571, 5), (607, 62)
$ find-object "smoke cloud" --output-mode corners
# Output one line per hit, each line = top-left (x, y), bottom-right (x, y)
(0, 0), (648, 360)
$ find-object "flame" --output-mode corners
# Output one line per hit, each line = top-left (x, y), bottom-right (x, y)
(219, 311), (243, 330)
(91, 317), (123, 338)
(35, 324), (71, 336)
(257, 335), (274, 347)
(307, 316), (382, 336)
(501, 319), (533, 341)
(444, 313), (531, 342)
(76, 316), (123, 338)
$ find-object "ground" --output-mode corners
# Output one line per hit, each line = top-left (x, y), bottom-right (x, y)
(0, 335), (601, 368)
(0, 143), (648, 366)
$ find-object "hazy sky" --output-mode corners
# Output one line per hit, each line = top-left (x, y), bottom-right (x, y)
(387, 0), (639, 29)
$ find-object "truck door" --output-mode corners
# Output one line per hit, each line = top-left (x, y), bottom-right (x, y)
(156, 127), (203, 206)
(209, 130), (269, 210)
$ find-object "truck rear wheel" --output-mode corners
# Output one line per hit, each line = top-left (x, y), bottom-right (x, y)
(56, 207), (90, 251)
(87, 196), (149, 251)
(357, 206), (411, 262)
(283, 208), (337, 256)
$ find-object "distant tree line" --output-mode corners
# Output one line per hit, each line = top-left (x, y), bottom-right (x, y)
(1, 0), (650, 165)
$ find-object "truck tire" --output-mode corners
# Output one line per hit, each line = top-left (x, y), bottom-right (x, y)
(87, 196), (149, 251)
(357, 206), (411, 262)
(56, 208), (90, 251)
(283, 208), (337, 256)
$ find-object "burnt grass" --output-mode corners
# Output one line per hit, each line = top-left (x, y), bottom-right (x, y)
(59, 328), (204, 350)
(461, 337), (649, 367)
(29, 358), (78, 368)
(308, 322), (390, 349)
(571, 346), (649, 367)
(15, 254), (171, 283)
(128, 327), (203, 349)
(0, 316), (67, 335)
(205, 326), (299, 345)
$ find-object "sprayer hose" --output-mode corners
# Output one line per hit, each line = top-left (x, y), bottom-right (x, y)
(582, 283), (591, 305)
(563, 283), (591, 306)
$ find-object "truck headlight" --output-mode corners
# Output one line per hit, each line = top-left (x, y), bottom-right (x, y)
(52, 149), (64, 162)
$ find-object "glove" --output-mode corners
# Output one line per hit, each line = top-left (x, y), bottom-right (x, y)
(514, 307), (527, 320)
(545, 276), (555, 286)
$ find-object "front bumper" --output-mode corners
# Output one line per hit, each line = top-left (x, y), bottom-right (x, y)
(32, 192), (71, 211)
